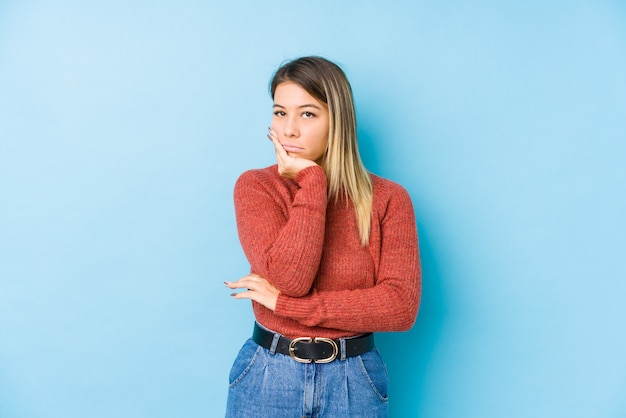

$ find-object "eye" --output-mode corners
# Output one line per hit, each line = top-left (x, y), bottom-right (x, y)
(302, 111), (315, 118)
(273, 111), (286, 117)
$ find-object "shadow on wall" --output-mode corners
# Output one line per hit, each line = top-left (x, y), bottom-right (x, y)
(377, 224), (447, 417)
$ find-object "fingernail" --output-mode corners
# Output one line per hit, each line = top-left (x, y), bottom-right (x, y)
(230, 293), (237, 297)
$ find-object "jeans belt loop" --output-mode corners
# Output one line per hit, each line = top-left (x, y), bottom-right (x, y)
(269, 332), (280, 355)
(339, 338), (347, 361)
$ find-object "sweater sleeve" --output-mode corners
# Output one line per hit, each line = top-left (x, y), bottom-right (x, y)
(273, 184), (421, 333)
(234, 165), (328, 297)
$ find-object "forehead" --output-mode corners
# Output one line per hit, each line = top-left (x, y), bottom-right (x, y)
(273, 82), (325, 108)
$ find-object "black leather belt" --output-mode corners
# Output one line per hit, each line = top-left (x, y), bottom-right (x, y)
(252, 322), (375, 363)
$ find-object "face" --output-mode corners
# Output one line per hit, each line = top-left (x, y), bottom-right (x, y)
(272, 82), (329, 164)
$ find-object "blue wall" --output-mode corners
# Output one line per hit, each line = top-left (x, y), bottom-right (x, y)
(1, 1), (625, 417)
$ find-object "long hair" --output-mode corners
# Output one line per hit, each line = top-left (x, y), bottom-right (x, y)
(270, 56), (373, 246)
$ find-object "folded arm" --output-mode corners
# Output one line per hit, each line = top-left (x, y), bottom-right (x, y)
(234, 166), (328, 297)
(273, 185), (421, 332)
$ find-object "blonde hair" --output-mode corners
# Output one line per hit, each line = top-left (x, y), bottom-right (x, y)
(270, 56), (373, 246)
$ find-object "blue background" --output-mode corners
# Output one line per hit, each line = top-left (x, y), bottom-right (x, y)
(1, 1), (625, 417)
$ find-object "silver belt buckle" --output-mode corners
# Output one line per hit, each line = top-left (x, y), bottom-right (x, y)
(288, 337), (339, 363)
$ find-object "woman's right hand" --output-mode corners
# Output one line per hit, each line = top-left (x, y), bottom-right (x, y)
(267, 127), (317, 179)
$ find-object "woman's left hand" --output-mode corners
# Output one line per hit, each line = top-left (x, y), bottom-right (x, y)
(225, 274), (280, 311)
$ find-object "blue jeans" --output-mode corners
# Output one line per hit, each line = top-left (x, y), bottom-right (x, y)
(225, 336), (389, 417)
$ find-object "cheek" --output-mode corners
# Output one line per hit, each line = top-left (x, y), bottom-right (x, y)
(319, 120), (329, 139)
(318, 127), (329, 146)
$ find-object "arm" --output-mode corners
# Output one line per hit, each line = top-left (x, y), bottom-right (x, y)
(272, 186), (421, 333)
(233, 166), (328, 297)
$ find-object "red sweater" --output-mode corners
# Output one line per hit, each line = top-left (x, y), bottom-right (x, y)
(234, 165), (421, 339)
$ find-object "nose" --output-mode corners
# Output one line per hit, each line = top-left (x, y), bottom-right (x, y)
(283, 116), (299, 138)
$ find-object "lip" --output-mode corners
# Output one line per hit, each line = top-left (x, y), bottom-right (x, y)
(281, 143), (304, 153)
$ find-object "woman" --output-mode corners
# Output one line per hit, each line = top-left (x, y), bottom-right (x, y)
(224, 56), (420, 417)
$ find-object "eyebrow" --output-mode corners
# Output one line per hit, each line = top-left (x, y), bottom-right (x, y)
(273, 103), (323, 110)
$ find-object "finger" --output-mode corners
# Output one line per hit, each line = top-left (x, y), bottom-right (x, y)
(267, 127), (277, 142)
(267, 127), (279, 146)
(225, 278), (262, 290)
(224, 273), (264, 287)
(230, 289), (254, 300)
(225, 280), (250, 290)
(267, 127), (290, 159)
